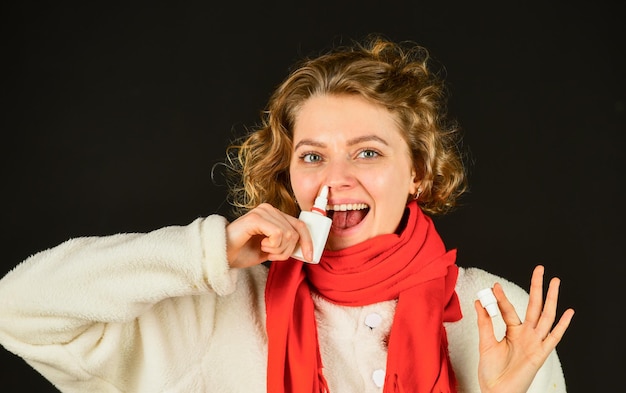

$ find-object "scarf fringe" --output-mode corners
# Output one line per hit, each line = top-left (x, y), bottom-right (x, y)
(318, 367), (330, 393)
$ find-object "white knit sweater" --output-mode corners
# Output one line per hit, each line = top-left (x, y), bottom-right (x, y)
(0, 215), (567, 392)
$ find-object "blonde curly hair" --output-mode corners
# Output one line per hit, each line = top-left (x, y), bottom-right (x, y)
(224, 35), (467, 218)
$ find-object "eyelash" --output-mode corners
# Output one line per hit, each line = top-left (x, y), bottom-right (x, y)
(357, 149), (380, 159)
(298, 149), (381, 163)
(300, 152), (322, 163)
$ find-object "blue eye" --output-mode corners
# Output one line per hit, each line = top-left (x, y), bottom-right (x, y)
(357, 149), (379, 159)
(302, 153), (322, 163)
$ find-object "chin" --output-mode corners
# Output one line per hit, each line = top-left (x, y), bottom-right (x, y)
(326, 233), (369, 251)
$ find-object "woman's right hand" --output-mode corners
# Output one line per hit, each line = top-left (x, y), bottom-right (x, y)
(225, 203), (313, 268)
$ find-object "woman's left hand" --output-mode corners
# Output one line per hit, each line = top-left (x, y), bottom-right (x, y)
(475, 265), (575, 393)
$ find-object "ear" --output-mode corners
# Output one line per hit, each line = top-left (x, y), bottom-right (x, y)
(409, 169), (421, 196)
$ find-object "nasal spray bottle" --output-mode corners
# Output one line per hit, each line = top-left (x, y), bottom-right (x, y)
(291, 185), (332, 264)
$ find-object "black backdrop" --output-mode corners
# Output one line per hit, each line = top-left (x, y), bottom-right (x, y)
(2, 1), (623, 392)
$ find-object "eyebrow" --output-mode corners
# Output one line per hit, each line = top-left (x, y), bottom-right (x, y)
(294, 135), (389, 150)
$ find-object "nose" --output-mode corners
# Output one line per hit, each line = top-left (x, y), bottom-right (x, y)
(323, 157), (357, 191)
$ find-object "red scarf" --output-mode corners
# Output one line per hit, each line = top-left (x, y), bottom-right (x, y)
(265, 201), (462, 392)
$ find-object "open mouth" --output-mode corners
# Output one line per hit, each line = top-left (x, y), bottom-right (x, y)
(326, 203), (370, 229)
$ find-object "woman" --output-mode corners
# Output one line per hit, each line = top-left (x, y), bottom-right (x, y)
(0, 36), (573, 392)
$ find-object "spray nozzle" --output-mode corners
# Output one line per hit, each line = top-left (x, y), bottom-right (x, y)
(311, 185), (329, 216)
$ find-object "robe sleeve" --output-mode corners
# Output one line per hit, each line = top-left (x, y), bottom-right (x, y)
(0, 215), (240, 392)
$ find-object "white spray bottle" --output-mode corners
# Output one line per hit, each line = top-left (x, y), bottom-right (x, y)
(291, 185), (332, 264)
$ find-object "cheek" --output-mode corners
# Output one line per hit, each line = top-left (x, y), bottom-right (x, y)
(376, 180), (411, 233)
(367, 167), (413, 199)
(369, 169), (413, 219)
(289, 169), (317, 209)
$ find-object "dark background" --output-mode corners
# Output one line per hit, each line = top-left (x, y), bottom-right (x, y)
(1, 1), (623, 392)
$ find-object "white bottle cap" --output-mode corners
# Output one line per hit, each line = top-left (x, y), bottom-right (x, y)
(477, 287), (499, 317)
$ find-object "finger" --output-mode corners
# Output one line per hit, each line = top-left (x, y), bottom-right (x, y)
(260, 220), (307, 260)
(260, 227), (297, 255)
(534, 276), (561, 336)
(493, 283), (522, 327)
(263, 217), (315, 261)
(542, 308), (575, 350)
(524, 265), (545, 326)
(263, 220), (296, 248)
(287, 215), (314, 262)
(227, 204), (302, 264)
(474, 300), (498, 349)
(255, 205), (316, 261)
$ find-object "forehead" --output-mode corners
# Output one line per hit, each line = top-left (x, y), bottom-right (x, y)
(293, 94), (404, 141)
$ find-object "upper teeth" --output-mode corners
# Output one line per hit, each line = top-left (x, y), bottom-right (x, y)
(327, 203), (369, 211)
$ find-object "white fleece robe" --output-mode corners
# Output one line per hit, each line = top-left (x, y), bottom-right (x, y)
(0, 215), (567, 392)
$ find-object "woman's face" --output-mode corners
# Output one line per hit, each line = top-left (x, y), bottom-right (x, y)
(289, 94), (419, 250)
